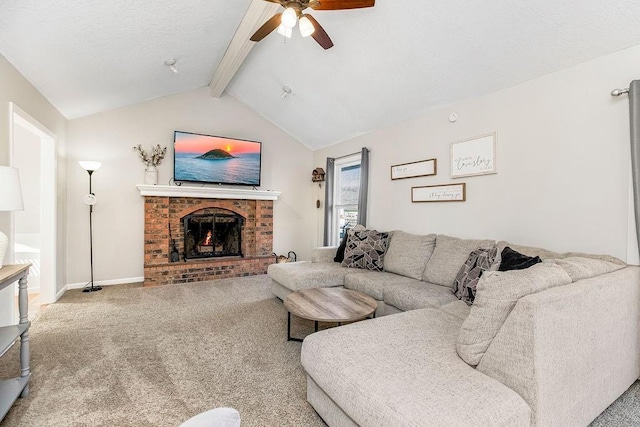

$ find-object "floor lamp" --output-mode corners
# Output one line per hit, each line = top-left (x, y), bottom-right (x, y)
(0, 166), (24, 269)
(79, 161), (102, 292)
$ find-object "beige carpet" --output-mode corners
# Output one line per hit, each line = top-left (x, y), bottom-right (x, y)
(1, 274), (637, 426)
(0, 275), (325, 426)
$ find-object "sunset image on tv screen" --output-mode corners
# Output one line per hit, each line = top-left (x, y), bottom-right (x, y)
(174, 131), (261, 185)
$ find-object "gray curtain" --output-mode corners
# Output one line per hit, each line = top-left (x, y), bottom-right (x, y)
(323, 157), (335, 246)
(358, 147), (369, 226)
(629, 80), (640, 253)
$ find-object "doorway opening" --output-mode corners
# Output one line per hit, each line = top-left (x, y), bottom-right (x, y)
(10, 104), (57, 321)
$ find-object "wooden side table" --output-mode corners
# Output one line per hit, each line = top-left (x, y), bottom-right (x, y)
(0, 264), (30, 421)
(284, 288), (377, 342)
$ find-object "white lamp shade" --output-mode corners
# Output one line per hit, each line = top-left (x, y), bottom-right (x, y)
(79, 160), (101, 172)
(299, 16), (315, 37)
(0, 166), (24, 211)
(277, 23), (293, 38)
(281, 7), (297, 28)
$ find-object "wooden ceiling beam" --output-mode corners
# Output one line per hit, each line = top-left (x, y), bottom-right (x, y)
(209, 0), (280, 98)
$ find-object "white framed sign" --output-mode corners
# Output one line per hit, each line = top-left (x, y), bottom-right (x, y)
(450, 132), (497, 178)
(412, 183), (466, 202)
(391, 158), (437, 180)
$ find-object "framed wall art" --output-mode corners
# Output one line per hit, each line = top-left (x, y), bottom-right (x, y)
(391, 158), (437, 180)
(450, 132), (496, 178)
(411, 183), (466, 202)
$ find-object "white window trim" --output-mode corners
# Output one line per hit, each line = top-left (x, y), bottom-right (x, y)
(330, 154), (361, 246)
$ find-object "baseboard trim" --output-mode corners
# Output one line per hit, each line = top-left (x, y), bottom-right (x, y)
(57, 277), (144, 301)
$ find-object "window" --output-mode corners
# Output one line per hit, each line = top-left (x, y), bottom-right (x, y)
(323, 148), (369, 247)
(330, 154), (361, 246)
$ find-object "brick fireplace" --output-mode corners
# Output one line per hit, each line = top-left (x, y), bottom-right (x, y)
(137, 185), (280, 286)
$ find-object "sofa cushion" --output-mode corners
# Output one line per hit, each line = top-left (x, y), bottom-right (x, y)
(496, 241), (627, 267)
(344, 271), (419, 301)
(439, 300), (472, 321)
(498, 246), (541, 271)
(342, 229), (389, 271)
(551, 256), (625, 282)
(383, 281), (458, 312)
(267, 262), (369, 292)
(457, 262), (572, 366)
(383, 231), (437, 280)
(561, 252), (626, 266)
(312, 246), (340, 263)
(301, 308), (531, 426)
(423, 235), (495, 288)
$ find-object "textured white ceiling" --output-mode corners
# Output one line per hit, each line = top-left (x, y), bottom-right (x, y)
(2, 1), (640, 149)
(0, 0), (251, 119)
(228, 0), (640, 148)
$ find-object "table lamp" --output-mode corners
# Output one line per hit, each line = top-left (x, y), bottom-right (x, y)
(0, 166), (24, 269)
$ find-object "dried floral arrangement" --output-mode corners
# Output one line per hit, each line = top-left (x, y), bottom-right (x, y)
(133, 144), (167, 167)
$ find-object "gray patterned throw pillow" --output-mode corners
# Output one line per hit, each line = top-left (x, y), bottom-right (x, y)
(453, 247), (498, 304)
(341, 229), (389, 271)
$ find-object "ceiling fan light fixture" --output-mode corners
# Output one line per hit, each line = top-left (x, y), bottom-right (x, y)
(277, 23), (293, 38)
(299, 16), (315, 37)
(281, 7), (298, 28)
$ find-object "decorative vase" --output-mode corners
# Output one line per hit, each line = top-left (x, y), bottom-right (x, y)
(145, 165), (158, 185)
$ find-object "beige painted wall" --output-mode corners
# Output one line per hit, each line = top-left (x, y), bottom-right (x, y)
(0, 55), (68, 318)
(314, 44), (640, 264)
(67, 87), (315, 285)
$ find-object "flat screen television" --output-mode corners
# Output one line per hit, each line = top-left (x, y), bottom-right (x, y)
(173, 131), (262, 186)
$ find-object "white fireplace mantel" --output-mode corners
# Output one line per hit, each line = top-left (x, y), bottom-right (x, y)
(136, 184), (281, 201)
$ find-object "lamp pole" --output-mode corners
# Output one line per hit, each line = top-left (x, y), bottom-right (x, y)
(79, 161), (102, 292)
(85, 169), (101, 292)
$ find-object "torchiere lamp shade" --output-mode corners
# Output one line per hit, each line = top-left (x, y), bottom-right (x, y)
(79, 161), (101, 172)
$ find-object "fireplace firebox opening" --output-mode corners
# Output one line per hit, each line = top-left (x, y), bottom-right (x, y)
(183, 212), (243, 259)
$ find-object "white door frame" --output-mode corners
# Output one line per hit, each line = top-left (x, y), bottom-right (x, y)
(10, 103), (57, 305)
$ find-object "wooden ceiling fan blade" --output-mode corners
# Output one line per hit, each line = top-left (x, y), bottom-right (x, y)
(305, 15), (334, 50)
(312, 0), (375, 10)
(250, 13), (282, 42)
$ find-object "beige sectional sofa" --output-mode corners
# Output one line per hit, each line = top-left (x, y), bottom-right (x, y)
(267, 231), (640, 426)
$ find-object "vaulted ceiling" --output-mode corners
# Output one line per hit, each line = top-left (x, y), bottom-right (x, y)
(2, 1), (640, 149)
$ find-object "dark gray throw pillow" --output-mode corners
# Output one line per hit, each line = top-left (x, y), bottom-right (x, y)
(498, 246), (541, 271)
(334, 229), (350, 263)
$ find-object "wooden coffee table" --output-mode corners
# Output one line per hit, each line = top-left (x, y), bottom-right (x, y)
(284, 288), (377, 342)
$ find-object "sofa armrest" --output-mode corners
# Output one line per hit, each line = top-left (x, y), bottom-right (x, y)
(477, 266), (640, 426)
(312, 246), (339, 263)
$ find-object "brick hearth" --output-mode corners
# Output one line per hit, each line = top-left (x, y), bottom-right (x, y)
(142, 196), (274, 286)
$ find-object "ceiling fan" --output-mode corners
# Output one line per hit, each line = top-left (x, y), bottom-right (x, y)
(250, 0), (375, 50)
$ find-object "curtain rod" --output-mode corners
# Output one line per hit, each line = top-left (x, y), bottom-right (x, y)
(611, 88), (630, 96)
(331, 148), (369, 160)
